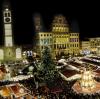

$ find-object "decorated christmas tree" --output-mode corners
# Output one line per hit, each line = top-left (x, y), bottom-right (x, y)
(40, 46), (59, 87)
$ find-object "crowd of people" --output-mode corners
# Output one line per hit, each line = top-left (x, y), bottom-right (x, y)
(32, 79), (100, 99)
(1, 56), (100, 99)
(1, 73), (100, 98)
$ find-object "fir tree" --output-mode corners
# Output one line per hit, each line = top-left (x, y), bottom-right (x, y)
(40, 46), (60, 87)
(41, 46), (55, 73)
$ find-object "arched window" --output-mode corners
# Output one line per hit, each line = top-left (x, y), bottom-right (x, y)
(5, 13), (8, 17)
(8, 13), (10, 17)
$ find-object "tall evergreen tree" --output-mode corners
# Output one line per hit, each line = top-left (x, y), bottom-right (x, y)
(40, 46), (59, 86)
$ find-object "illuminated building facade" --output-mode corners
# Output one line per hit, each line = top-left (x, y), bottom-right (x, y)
(34, 14), (80, 58)
(80, 41), (91, 55)
(34, 13), (43, 33)
(52, 15), (69, 33)
(3, 3), (13, 47)
(81, 41), (90, 50)
(69, 33), (80, 55)
(80, 38), (100, 55)
(52, 15), (80, 57)
(89, 38), (100, 54)
(33, 14), (44, 54)
(52, 15), (70, 57)
(35, 32), (53, 56)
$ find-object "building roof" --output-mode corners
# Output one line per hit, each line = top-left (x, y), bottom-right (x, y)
(10, 83), (30, 98)
(61, 69), (80, 78)
(0, 86), (11, 97)
(0, 83), (31, 98)
(0, 68), (6, 73)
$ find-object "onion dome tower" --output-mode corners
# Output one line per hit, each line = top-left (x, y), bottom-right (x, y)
(34, 13), (43, 33)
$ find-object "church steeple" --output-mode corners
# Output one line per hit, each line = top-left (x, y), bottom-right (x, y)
(34, 13), (43, 33)
(0, 0), (22, 61)
(2, 0), (13, 47)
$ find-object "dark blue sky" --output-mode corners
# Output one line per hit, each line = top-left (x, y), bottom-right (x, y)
(0, 0), (100, 45)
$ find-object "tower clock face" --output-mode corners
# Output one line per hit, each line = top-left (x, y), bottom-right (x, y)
(5, 18), (10, 22)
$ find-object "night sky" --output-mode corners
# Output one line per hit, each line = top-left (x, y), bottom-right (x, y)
(0, 0), (100, 45)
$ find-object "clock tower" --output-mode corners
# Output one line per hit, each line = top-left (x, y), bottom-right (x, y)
(0, 0), (22, 62)
(3, 0), (13, 47)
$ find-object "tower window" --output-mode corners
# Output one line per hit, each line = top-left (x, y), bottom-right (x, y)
(4, 12), (10, 17)
(8, 13), (10, 17)
(5, 13), (8, 17)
